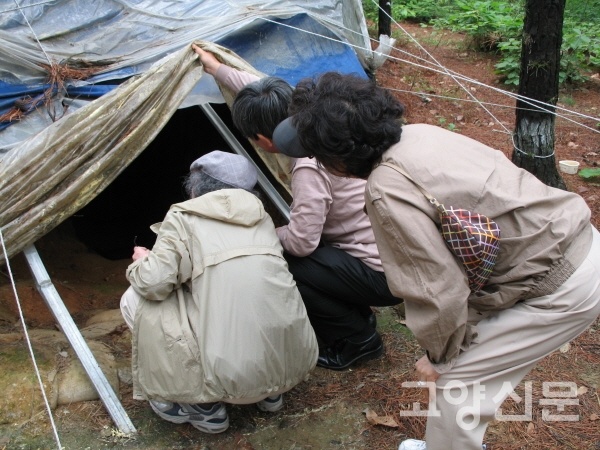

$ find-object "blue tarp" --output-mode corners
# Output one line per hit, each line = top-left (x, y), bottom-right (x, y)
(0, 0), (373, 141)
(0, 0), (385, 262)
(0, 83), (119, 131)
(1, 13), (367, 130)
(220, 14), (367, 86)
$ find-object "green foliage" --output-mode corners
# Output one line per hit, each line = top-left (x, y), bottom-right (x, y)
(363, 0), (450, 24)
(493, 19), (598, 86)
(566, 0), (600, 22)
(561, 21), (600, 83)
(362, 0), (379, 22)
(438, 117), (458, 131)
(560, 95), (576, 107)
(578, 167), (600, 182)
(432, 0), (523, 51)
(362, 0), (600, 87)
(494, 38), (521, 85)
(397, 0), (452, 22)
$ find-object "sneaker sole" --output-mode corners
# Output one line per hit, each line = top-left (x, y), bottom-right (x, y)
(149, 402), (230, 434)
(190, 420), (230, 434)
(317, 343), (384, 371)
(257, 397), (283, 413)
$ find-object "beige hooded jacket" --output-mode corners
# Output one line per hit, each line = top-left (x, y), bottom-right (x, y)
(127, 189), (318, 403)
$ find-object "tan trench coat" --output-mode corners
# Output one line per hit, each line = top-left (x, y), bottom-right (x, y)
(127, 189), (318, 403)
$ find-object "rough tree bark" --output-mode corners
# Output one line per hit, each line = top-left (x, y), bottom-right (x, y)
(512, 0), (566, 189)
(378, 0), (391, 38)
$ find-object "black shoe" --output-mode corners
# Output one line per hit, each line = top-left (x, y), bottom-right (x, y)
(366, 312), (377, 329)
(317, 331), (383, 371)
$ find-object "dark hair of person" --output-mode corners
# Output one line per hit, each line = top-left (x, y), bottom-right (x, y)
(289, 72), (405, 179)
(183, 171), (260, 199)
(231, 77), (293, 139)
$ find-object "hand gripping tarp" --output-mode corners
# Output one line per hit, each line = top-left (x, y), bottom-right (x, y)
(0, 42), (294, 265)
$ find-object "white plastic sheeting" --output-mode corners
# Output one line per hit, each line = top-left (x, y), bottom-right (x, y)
(0, 0), (372, 85)
(0, 0), (379, 264)
(0, 0), (374, 150)
(0, 41), (297, 264)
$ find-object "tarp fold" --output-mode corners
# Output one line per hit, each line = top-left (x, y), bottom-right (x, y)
(0, 42), (293, 264)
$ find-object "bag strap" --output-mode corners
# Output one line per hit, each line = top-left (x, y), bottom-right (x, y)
(379, 162), (446, 214)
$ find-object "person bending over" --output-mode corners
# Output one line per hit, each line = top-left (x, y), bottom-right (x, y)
(120, 150), (318, 433)
(192, 44), (403, 371)
(280, 71), (600, 450)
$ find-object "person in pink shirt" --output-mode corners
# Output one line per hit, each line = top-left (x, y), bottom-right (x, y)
(192, 45), (402, 371)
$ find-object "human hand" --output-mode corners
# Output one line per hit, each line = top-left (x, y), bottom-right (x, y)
(415, 354), (441, 383)
(132, 246), (150, 261)
(191, 44), (221, 76)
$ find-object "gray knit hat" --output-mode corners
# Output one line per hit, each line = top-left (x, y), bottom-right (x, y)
(190, 150), (258, 190)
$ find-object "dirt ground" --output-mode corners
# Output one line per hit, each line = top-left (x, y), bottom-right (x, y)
(1, 22), (600, 450)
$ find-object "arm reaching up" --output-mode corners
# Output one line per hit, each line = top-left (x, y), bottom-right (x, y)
(191, 44), (221, 76)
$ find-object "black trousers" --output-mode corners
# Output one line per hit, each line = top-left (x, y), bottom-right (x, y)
(284, 246), (401, 345)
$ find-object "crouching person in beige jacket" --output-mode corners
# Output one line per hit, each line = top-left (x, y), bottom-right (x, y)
(120, 150), (318, 434)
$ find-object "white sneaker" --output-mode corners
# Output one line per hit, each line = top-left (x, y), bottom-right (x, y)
(256, 394), (283, 412)
(398, 439), (427, 450)
(149, 400), (229, 434)
(399, 439), (487, 450)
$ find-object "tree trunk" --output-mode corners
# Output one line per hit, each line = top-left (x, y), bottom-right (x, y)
(378, 0), (391, 38)
(512, 0), (566, 190)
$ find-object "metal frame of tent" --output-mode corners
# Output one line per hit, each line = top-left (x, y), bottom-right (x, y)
(22, 102), (292, 435)
(0, 1), (388, 436)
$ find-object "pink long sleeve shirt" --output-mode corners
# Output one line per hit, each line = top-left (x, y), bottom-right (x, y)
(214, 65), (383, 271)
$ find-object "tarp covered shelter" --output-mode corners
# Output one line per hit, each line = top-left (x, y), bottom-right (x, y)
(0, 0), (387, 265)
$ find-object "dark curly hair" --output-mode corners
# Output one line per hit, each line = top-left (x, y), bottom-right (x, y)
(288, 72), (405, 178)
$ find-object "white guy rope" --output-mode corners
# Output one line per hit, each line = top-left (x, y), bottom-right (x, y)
(0, 0), (55, 14)
(12, 0), (53, 66)
(368, 3), (600, 158)
(318, 6), (600, 126)
(383, 85), (593, 118)
(259, 15), (600, 137)
(0, 227), (63, 450)
(368, 0), (514, 138)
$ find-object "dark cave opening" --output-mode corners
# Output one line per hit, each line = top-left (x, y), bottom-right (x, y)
(70, 103), (282, 260)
